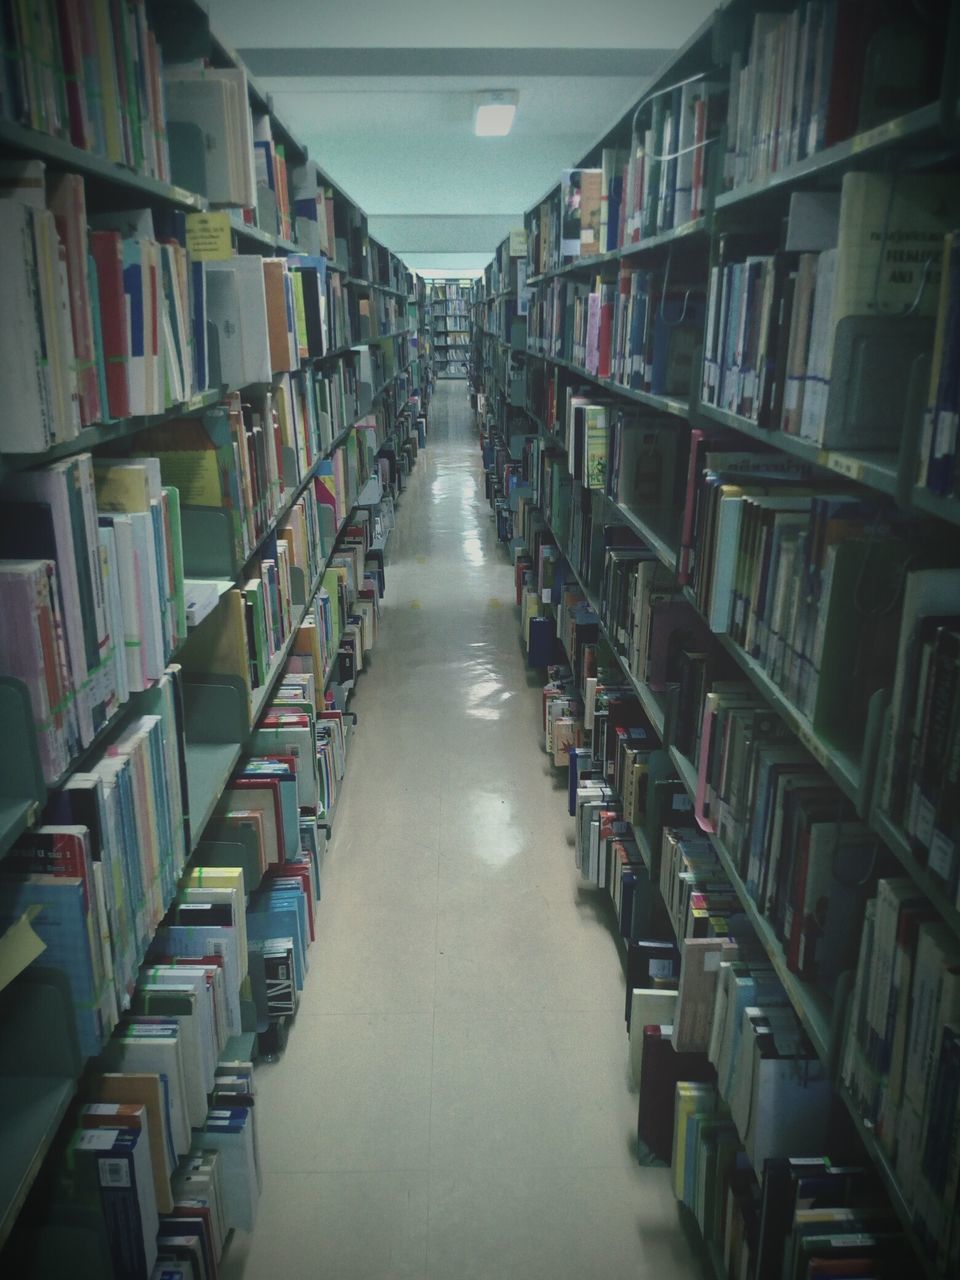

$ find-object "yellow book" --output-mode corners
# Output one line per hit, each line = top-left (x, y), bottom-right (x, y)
(671, 1081), (716, 1201)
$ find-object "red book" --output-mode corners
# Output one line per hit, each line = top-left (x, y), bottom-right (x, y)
(54, 0), (92, 151)
(823, 2), (873, 149)
(691, 98), (706, 221)
(224, 777), (286, 865)
(90, 230), (131, 418)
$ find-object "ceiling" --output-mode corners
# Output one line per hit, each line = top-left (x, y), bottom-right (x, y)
(208, 0), (718, 273)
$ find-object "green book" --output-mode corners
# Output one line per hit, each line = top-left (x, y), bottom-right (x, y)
(162, 485), (187, 645)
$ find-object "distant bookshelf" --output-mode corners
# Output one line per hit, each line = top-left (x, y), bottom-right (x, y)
(424, 279), (473, 379)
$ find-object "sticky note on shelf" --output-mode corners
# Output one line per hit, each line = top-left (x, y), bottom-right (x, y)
(186, 211), (234, 261)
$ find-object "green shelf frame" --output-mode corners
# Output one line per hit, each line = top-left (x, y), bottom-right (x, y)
(714, 104), (943, 213)
(0, 970), (82, 1251)
(0, 120), (206, 210)
(526, 218), (709, 286)
(526, 350), (690, 422)
(697, 403), (901, 498)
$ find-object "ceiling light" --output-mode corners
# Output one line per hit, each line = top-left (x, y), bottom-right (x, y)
(474, 91), (517, 137)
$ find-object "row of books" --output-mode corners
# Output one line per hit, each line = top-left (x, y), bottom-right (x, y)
(525, 84), (720, 280)
(0, 453), (187, 783)
(58, 1100), (254, 1280)
(0, 518), (387, 1268)
(430, 284), (468, 303)
(842, 876), (960, 1272)
(723, 1), (948, 193)
(683, 437), (960, 900)
(525, 267), (704, 400)
(528, 371), (960, 911)
(672, 1096), (917, 1278)
(621, 74), (723, 245)
(2, 167), (203, 448)
(0, 411), (369, 790)
(362, 288), (406, 340)
(0, 0), (348, 257)
(489, 414), (940, 1272)
(0, 162), (376, 454)
(701, 175), (959, 450)
(1, 0), (171, 181)
(0, 664), (187, 1055)
(177, 441), (370, 703)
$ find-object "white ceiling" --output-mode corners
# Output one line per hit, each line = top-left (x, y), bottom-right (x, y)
(207, 0), (718, 270)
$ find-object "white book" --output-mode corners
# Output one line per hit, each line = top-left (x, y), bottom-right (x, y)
(137, 984), (207, 1129)
(141, 967), (218, 1093)
(707, 493), (744, 633)
(108, 1024), (192, 1157)
(628, 991), (678, 1087)
(201, 1109), (260, 1231)
(97, 524), (130, 708)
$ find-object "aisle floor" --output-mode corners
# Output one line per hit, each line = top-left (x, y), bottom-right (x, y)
(223, 382), (705, 1280)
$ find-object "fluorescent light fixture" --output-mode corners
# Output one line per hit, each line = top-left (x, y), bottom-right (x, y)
(474, 91), (517, 137)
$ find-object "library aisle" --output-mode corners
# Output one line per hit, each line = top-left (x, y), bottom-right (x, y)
(222, 381), (703, 1280)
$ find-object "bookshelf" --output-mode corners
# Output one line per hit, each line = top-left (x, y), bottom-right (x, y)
(0, 0), (426, 1267)
(426, 278), (473, 378)
(473, 2), (960, 1276)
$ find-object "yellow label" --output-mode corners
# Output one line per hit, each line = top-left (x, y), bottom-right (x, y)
(186, 211), (234, 261)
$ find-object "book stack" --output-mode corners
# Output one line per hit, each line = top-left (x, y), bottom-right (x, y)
(701, 175), (960, 449)
(292, 170), (338, 261)
(1, 0), (172, 180)
(0, 663), (188, 1055)
(525, 269), (704, 400)
(0, 170), (207, 453)
(469, 5), (960, 1276)
(620, 76), (726, 246)
(0, 454), (187, 784)
(724, 3), (947, 193)
(842, 881), (960, 1270)
(163, 64), (257, 208)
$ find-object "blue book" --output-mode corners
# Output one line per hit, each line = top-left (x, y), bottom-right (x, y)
(0, 875), (103, 1060)
(247, 900), (306, 991)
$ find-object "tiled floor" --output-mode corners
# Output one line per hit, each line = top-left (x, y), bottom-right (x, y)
(222, 382), (705, 1279)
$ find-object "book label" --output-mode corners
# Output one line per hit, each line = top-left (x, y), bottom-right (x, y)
(186, 213), (233, 261)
